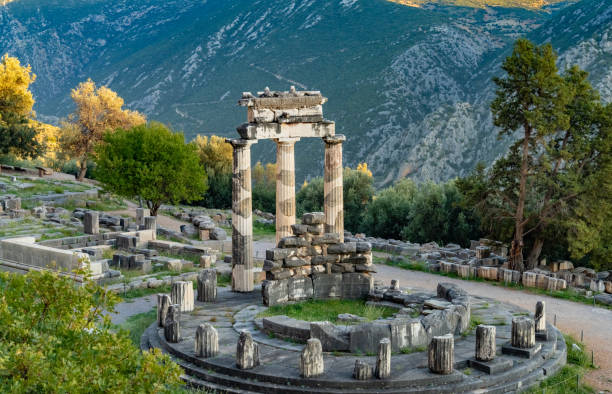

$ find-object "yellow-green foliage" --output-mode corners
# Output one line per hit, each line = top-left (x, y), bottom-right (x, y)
(0, 269), (183, 393)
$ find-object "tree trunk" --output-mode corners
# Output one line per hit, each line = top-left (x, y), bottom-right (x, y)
(510, 127), (531, 272)
(77, 158), (88, 181)
(526, 237), (544, 270)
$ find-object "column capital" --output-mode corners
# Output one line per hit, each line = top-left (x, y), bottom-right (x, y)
(323, 134), (345, 144)
(274, 137), (300, 144)
(225, 138), (257, 148)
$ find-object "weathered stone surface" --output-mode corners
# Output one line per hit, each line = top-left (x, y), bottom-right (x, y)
(390, 318), (427, 351)
(164, 304), (181, 343)
(512, 316), (535, 349)
(262, 279), (289, 306)
(327, 242), (357, 254)
(84, 211), (99, 235)
(312, 273), (343, 299)
(171, 281), (194, 312)
(195, 323), (219, 358)
(144, 216), (156, 232)
(116, 235), (137, 250)
(535, 301), (546, 332)
(300, 338), (324, 378)
(349, 322), (391, 354)
(342, 272), (373, 299)
(312, 233), (341, 245)
(428, 334), (454, 374)
(353, 360), (373, 380)
(263, 315), (311, 342)
(302, 212), (325, 225)
(197, 269), (217, 302)
(356, 242), (372, 253)
(210, 227), (227, 240)
(287, 277), (313, 301)
(475, 325), (496, 361)
(475, 246), (490, 259)
(157, 293), (171, 327)
(375, 338), (391, 379)
(279, 236), (310, 248)
(310, 321), (350, 351)
(236, 331), (259, 370)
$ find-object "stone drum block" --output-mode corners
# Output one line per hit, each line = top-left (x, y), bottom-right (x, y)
(197, 269), (217, 302)
(300, 338), (324, 378)
(195, 323), (219, 358)
(236, 331), (259, 370)
(171, 281), (194, 312)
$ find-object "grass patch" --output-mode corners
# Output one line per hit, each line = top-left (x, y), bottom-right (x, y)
(399, 345), (426, 354)
(257, 299), (397, 324)
(526, 335), (595, 393)
(253, 220), (275, 240)
(217, 273), (231, 287)
(115, 308), (157, 345)
(117, 284), (172, 299)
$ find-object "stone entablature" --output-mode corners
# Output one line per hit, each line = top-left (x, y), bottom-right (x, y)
(262, 212), (374, 306)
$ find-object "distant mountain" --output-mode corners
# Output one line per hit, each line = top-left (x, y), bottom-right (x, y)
(1, 0), (610, 185)
(388, 0), (566, 9)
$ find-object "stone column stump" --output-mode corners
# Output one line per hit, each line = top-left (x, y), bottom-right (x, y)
(164, 304), (181, 343)
(136, 207), (150, 226)
(535, 301), (546, 339)
(475, 325), (496, 361)
(84, 211), (99, 235)
(375, 338), (391, 379)
(512, 316), (535, 348)
(353, 360), (373, 380)
(157, 294), (171, 327)
(197, 269), (217, 302)
(171, 281), (194, 312)
(144, 216), (157, 235)
(428, 334), (454, 374)
(236, 331), (259, 369)
(195, 323), (219, 358)
(300, 338), (324, 378)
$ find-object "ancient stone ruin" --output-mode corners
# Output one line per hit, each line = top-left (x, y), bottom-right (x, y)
(227, 87), (344, 292)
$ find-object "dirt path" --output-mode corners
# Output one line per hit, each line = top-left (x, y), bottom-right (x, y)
(374, 264), (612, 391)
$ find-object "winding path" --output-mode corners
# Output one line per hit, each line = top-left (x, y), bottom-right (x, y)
(374, 264), (612, 391)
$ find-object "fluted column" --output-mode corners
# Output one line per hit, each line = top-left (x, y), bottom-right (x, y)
(323, 135), (345, 242)
(275, 138), (299, 244)
(228, 138), (255, 292)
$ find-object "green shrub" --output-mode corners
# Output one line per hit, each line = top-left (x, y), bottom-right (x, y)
(0, 269), (183, 393)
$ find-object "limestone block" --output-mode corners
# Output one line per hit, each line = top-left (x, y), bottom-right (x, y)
(605, 281), (612, 294)
(210, 227), (227, 240)
(116, 235), (137, 250)
(200, 254), (214, 268)
(428, 334), (454, 374)
(312, 233), (341, 245)
(236, 331), (259, 370)
(536, 274), (549, 290)
(356, 242), (372, 253)
(263, 315), (311, 342)
(327, 242), (357, 254)
(5, 198), (21, 210)
(535, 301), (546, 332)
(375, 338), (391, 379)
(523, 272), (537, 288)
(164, 304), (181, 343)
(288, 277), (313, 301)
(299, 338), (324, 378)
(310, 321), (350, 351)
(262, 279), (289, 306)
(511, 316), (535, 349)
(279, 236), (310, 248)
(353, 360), (373, 380)
(349, 322), (391, 354)
(342, 273), (373, 299)
(556, 279), (567, 290)
(573, 273), (586, 288)
(157, 294), (171, 327)
(84, 211), (99, 235)
(199, 229), (210, 241)
(197, 269), (217, 302)
(195, 323), (219, 358)
(171, 281), (194, 312)
(390, 318), (427, 351)
(312, 273), (342, 298)
(475, 246), (490, 259)
(457, 264), (470, 278)
(302, 212), (325, 225)
(590, 279), (605, 293)
(135, 208), (150, 226)
(475, 325), (496, 361)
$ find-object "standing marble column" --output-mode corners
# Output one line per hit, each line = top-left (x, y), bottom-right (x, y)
(275, 138), (299, 244)
(228, 139), (255, 292)
(323, 135), (345, 242)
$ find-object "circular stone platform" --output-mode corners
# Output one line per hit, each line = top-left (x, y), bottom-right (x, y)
(142, 283), (566, 393)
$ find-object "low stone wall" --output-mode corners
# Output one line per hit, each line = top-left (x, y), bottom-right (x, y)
(262, 212), (374, 306)
(258, 282), (470, 354)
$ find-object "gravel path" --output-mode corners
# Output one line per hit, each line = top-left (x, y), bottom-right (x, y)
(374, 264), (612, 391)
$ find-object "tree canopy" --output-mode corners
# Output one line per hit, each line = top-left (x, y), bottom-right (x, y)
(94, 122), (208, 215)
(60, 79), (145, 180)
(0, 268), (183, 393)
(0, 54), (43, 159)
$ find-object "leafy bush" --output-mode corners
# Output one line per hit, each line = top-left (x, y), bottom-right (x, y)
(0, 269), (183, 393)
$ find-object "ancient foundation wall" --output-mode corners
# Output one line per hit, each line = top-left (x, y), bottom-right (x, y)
(262, 212), (375, 306)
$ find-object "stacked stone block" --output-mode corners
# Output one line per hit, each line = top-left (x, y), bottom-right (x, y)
(262, 213), (374, 306)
